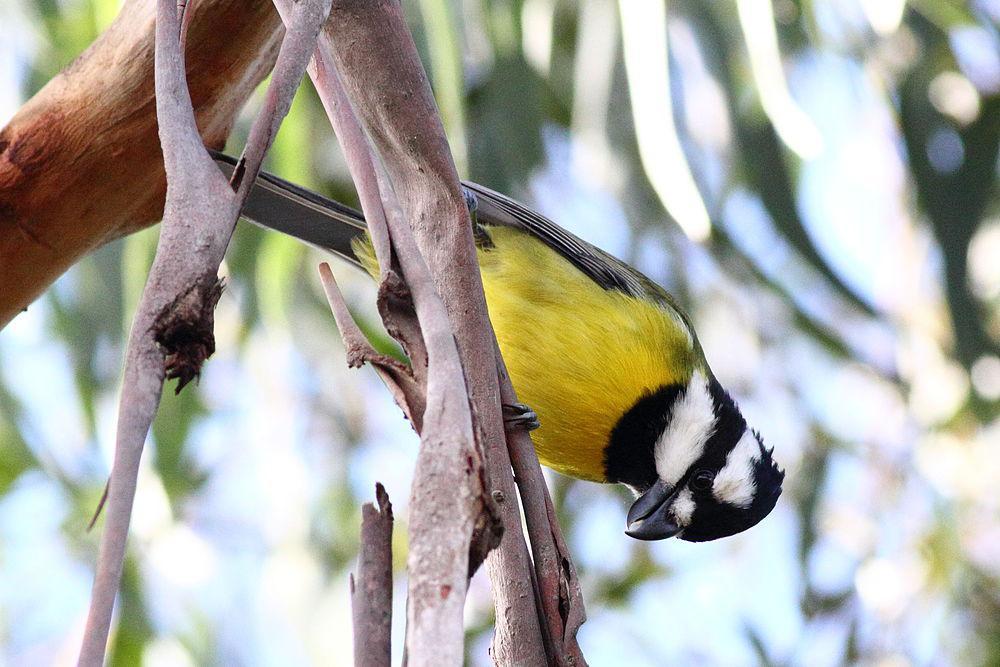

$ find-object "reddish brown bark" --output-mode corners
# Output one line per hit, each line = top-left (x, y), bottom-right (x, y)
(0, 0), (283, 327)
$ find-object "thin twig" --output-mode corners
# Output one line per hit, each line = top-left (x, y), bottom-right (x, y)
(230, 0), (332, 208)
(498, 351), (587, 665)
(318, 263), (425, 429)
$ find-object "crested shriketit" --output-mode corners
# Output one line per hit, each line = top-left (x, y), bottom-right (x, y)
(213, 153), (784, 542)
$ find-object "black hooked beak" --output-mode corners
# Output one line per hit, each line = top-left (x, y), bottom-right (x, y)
(625, 479), (682, 541)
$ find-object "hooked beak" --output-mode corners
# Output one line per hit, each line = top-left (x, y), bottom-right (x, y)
(625, 479), (682, 541)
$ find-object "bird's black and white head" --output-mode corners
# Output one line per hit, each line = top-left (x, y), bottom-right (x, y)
(604, 370), (784, 542)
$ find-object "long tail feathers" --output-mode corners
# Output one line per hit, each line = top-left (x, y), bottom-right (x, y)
(211, 150), (367, 268)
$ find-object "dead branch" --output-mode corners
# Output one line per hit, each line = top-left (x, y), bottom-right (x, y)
(351, 483), (394, 667)
(319, 263), (425, 428)
(0, 0), (284, 328)
(76, 1), (331, 664)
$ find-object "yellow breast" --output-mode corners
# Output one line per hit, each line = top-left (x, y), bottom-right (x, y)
(478, 227), (694, 482)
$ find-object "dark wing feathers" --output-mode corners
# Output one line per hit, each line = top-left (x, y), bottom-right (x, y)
(460, 180), (647, 297)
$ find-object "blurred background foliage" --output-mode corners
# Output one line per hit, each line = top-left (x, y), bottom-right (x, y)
(1, 0), (999, 664)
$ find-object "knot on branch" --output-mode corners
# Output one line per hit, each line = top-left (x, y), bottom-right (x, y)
(152, 273), (224, 393)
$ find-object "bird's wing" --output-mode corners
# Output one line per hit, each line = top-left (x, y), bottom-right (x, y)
(462, 180), (685, 310)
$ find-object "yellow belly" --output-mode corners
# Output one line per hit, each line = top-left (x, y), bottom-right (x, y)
(478, 227), (693, 482)
(354, 227), (694, 482)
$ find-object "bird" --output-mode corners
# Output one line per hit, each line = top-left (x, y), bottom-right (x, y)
(212, 152), (784, 543)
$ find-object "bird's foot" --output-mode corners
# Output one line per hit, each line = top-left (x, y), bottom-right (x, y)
(462, 186), (479, 221)
(503, 402), (540, 431)
(463, 186), (495, 247)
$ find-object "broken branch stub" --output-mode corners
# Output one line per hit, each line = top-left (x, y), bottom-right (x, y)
(352, 483), (394, 667)
(318, 262), (425, 430)
(498, 353), (587, 665)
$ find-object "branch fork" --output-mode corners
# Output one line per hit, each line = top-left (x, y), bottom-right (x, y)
(78, 1), (331, 663)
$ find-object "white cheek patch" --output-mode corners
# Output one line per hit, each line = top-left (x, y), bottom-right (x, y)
(653, 371), (717, 484)
(671, 488), (696, 526)
(712, 428), (760, 508)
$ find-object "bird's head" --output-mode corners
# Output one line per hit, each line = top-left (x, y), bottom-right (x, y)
(605, 371), (784, 542)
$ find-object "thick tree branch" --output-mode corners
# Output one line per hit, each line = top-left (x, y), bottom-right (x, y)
(315, 2), (587, 663)
(0, 0), (284, 328)
(317, 3), (555, 664)
(299, 35), (494, 663)
(298, 0), (586, 662)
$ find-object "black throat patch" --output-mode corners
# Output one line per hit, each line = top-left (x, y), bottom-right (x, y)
(603, 383), (685, 490)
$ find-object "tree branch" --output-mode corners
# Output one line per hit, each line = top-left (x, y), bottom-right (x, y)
(316, 3), (556, 663)
(319, 263), (425, 429)
(297, 30), (494, 662)
(499, 354), (587, 664)
(77, 1), (331, 663)
(0, 0), (284, 328)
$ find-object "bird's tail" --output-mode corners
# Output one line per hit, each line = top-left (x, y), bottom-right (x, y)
(210, 150), (368, 269)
